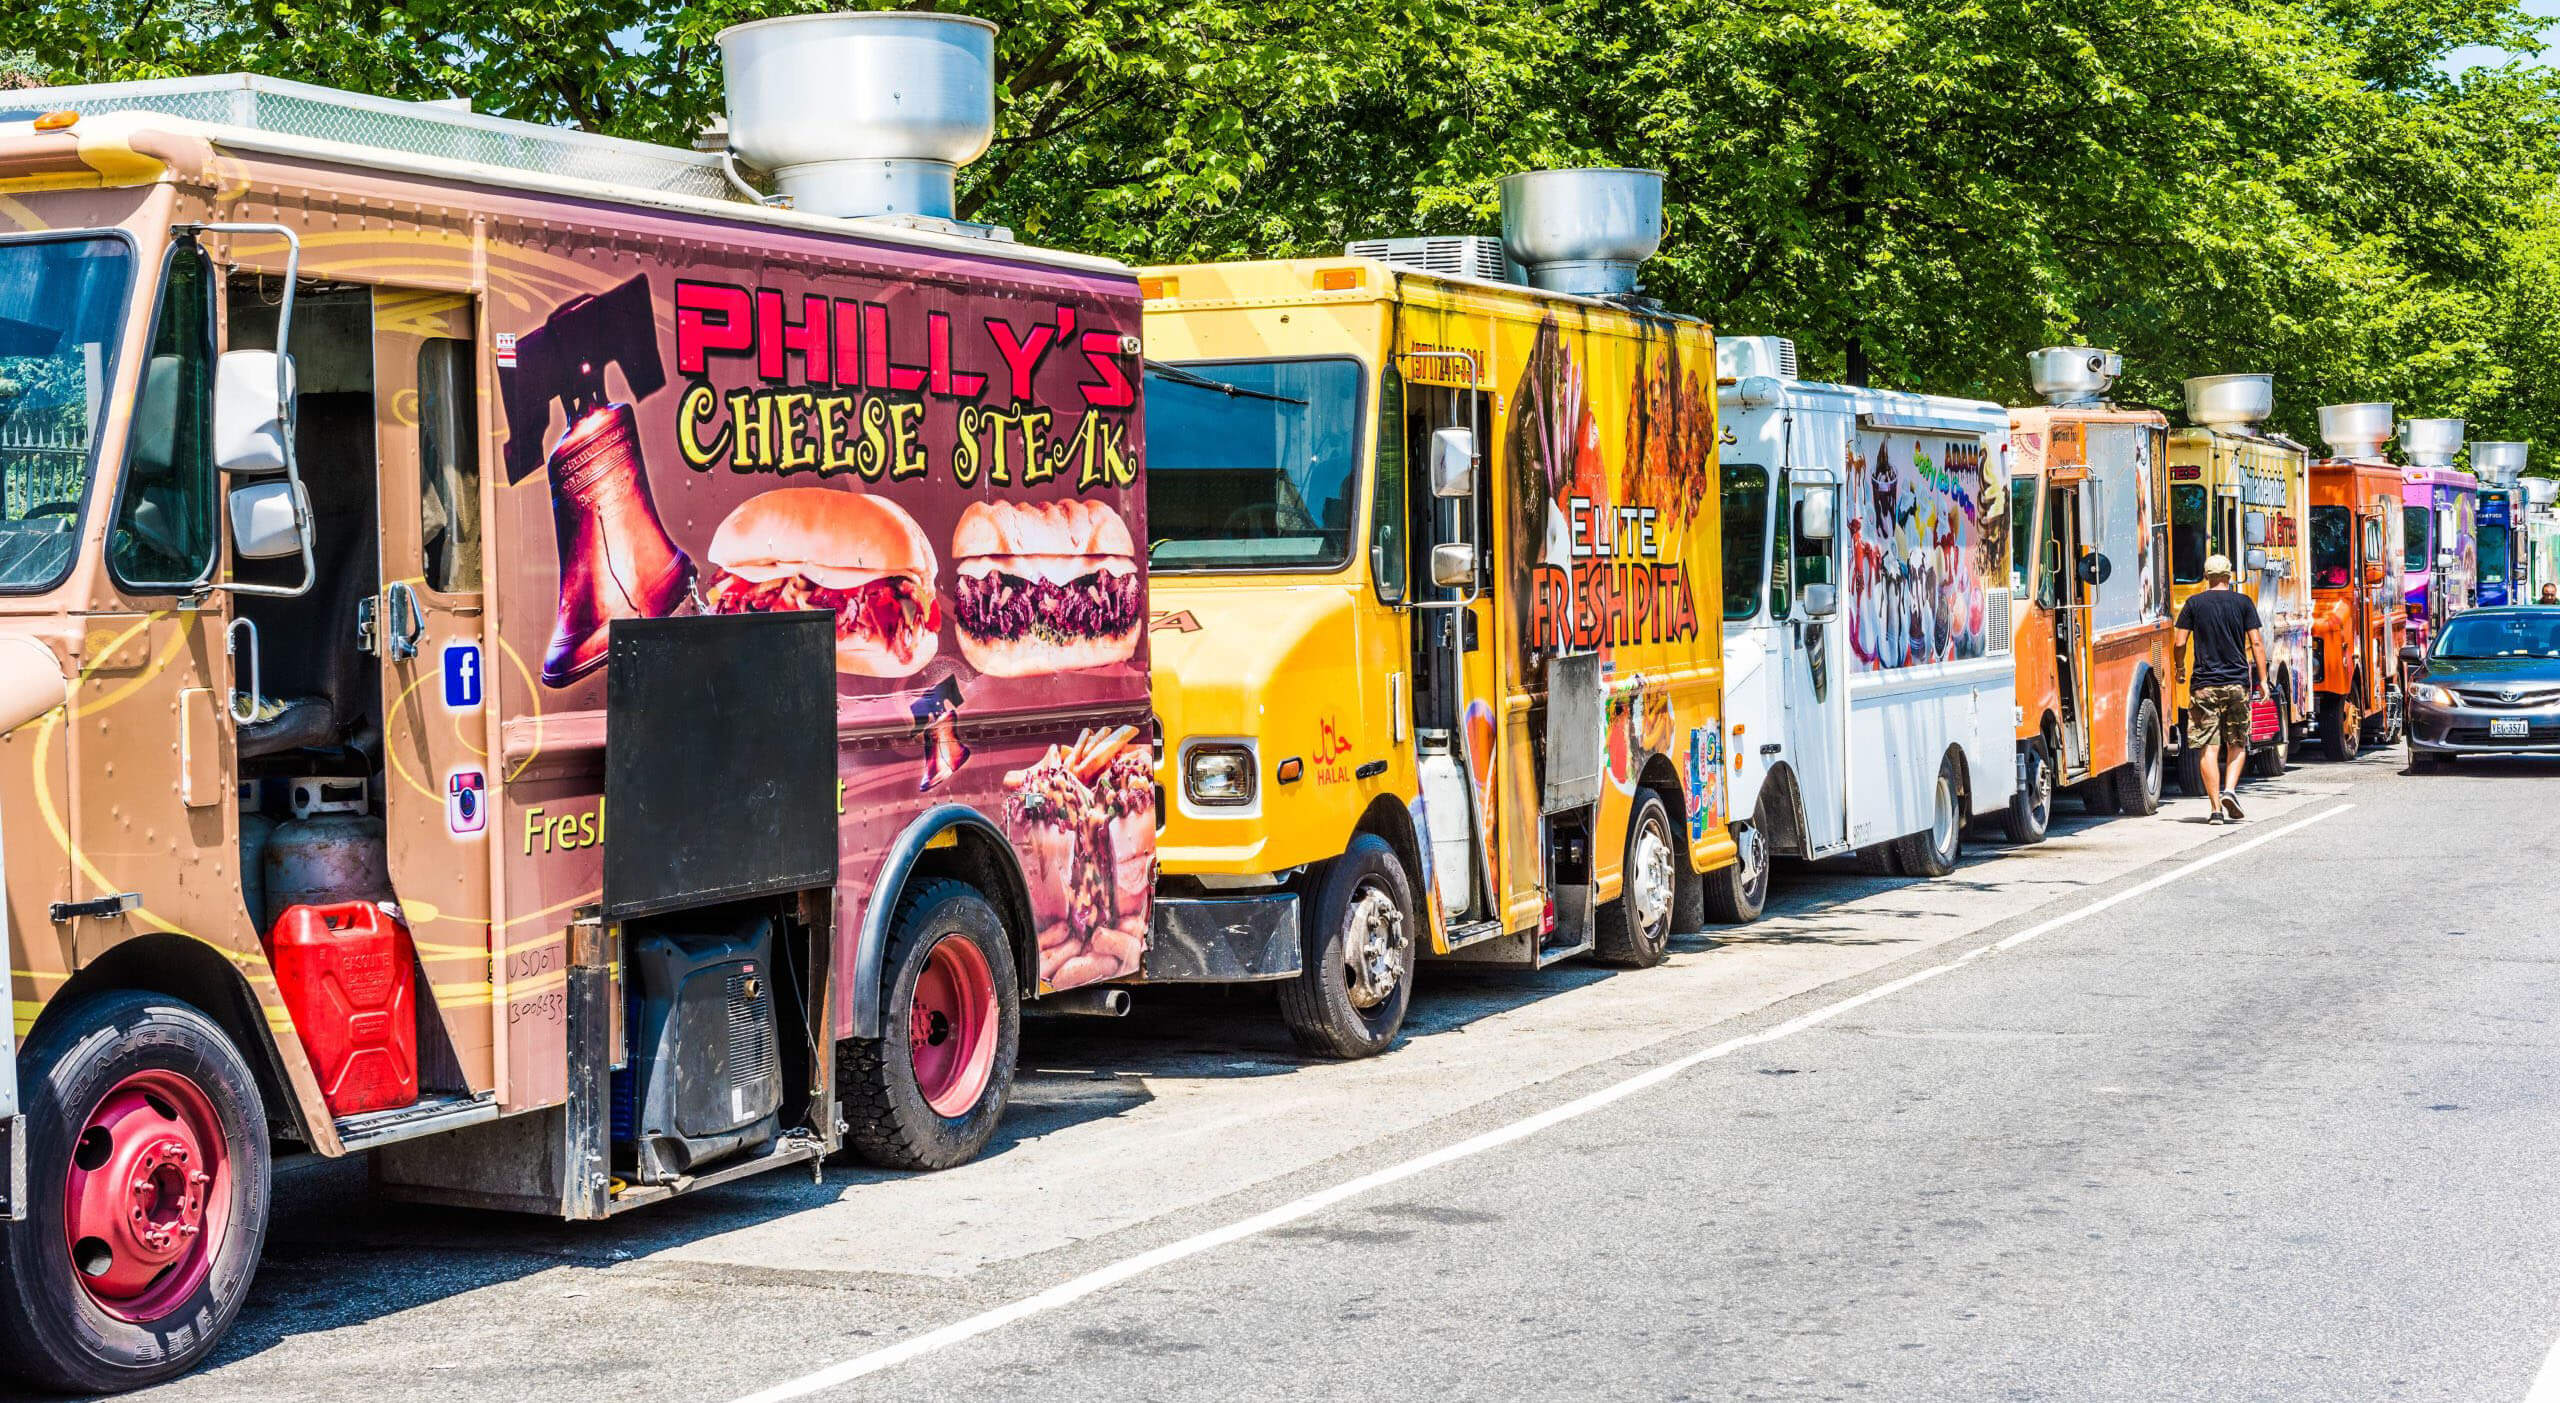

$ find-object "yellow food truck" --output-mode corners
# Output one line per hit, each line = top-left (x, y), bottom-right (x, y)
(1135, 171), (1746, 1057)
(2168, 375), (2314, 787)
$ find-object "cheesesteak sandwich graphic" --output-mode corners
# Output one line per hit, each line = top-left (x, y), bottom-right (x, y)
(951, 498), (1145, 676)
(702, 487), (942, 678)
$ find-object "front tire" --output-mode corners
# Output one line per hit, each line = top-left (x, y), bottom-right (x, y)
(1595, 790), (1679, 967)
(1891, 754), (1965, 878)
(843, 881), (1021, 1171)
(1999, 739), (2053, 845)
(1277, 834), (1417, 1058)
(2408, 743), (2449, 773)
(2318, 692), (2358, 762)
(2111, 697), (2165, 816)
(0, 991), (271, 1395)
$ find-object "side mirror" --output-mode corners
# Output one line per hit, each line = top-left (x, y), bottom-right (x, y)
(2244, 546), (2268, 571)
(228, 479), (309, 559)
(1429, 541), (1476, 589)
(1799, 485), (1836, 543)
(215, 350), (295, 475)
(2075, 551), (2112, 585)
(1801, 582), (1838, 619)
(2243, 510), (2268, 547)
(2398, 644), (2427, 673)
(2364, 562), (2386, 586)
(1429, 428), (1476, 499)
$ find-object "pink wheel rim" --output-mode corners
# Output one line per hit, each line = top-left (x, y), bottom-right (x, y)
(910, 935), (998, 1118)
(63, 1069), (229, 1323)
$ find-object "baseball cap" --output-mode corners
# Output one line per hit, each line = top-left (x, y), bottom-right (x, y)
(2202, 552), (2234, 579)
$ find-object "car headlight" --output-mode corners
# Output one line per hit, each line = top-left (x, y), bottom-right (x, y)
(1184, 743), (1257, 806)
(2413, 683), (2457, 707)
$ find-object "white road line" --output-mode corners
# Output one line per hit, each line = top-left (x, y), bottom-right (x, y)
(2526, 1330), (2560, 1402)
(729, 803), (2355, 1403)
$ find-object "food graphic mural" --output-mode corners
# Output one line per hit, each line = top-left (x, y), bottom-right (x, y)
(1007, 725), (1155, 990)
(1846, 435), (1998, 671)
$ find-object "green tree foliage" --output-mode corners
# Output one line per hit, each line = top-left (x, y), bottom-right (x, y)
(4, 0), (2555, 456)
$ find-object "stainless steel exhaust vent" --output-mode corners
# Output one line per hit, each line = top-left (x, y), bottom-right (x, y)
(2472, 441), (2527, 484)
(1497, 168), (1663, 297)
(718, 12), (997, 221)
(2184, 374), (2275, 431)
(2402, 417), (2465, 469)
(2317, 403), (2394, 460)
(2030, 347), (2121, 405)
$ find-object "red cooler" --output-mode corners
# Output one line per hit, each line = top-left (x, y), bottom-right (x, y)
(266, 903), (420, 1116)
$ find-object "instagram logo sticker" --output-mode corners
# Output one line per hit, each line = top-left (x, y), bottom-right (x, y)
(448, 770), (487, 837)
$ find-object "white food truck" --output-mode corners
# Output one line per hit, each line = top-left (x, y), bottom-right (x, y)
(1707, 337), (2020, 917)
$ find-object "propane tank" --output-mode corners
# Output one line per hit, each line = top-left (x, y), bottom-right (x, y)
(262, 813), (392, 933)
(239, 811), (277, 931)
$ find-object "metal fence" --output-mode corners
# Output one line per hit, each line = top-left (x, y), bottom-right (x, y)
(0, 419), (89, 521)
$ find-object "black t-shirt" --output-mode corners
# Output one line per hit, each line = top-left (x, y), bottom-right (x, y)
(2175, 588), (2262, 689)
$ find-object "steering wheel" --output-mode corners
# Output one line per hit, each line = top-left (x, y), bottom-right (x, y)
(19, 503), (78, 522)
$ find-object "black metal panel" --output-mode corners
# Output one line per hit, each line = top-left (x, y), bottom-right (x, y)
(1140, 895), (1302, 983)
(603, 613), (837, 920)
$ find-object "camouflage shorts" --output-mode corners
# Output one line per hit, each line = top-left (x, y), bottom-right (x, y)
(2188, 684), (2251, 749)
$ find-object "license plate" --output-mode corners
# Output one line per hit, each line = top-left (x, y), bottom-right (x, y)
(2491, 717), (2529, 739)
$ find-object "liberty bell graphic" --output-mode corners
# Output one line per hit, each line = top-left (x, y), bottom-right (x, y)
(500, 275), (695, 687)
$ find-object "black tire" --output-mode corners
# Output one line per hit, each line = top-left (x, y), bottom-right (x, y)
(2111, 697), (2165, 816)
(1595, 790), (1679, 967)
(2173, 737), (2206, 798)
(2078, 776), (2122, 815)
(843, 881), (1021, 1171)
(2318, 692), (2358, 762)
(1702, 816), (1770, 925)
(1277, 834), (1417, 1057)
(2408, 743), (2449, 773)
(0, 991), (270, 1394)
(1999, 739), (2053, 846)
(1890, 753), (1965, 879)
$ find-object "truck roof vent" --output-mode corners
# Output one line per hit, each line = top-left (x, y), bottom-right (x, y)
(1343, 236), (1511, 283)
(2184, 373), (2275, 431)
(1715, 336), (1797, 382)
(2402, 417), (2465, 469)
(2472, 440), (2528, 485)
(2317, 402), (2394, 459)
(1498, 168), (1662, 298)
(2527, 478), (2559, 508)
(2029, 346), (2121, 405)
(718, 12), (997, 222)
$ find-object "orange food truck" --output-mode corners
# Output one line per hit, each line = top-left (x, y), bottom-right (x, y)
(0, 19), (1156, 1389)
(2166, 375), (2312, 789)
(2303, 403), (2407, 758)
(2004, 348), (2172, 833)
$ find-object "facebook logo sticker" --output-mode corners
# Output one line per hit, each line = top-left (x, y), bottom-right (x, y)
(443, 643), (482, 710)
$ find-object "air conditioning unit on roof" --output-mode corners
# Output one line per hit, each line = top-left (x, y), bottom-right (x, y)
(1344, 236), (1512, 284)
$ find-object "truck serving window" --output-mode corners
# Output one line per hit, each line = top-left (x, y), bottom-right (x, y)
(0, 233), (135, 591)
(1720, 464), (1769, 619)
(1146, 358), (1364, 572)
(2170, 484), (2208, 584)
(2310, 506), (2352, 587)
(110, 239), (220, 591)
(2403, 505), (2430, 570)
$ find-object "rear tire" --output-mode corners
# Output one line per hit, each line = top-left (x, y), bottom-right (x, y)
(1702, 816), (1769, 925)
(2173, 737), (2206, 798)
(1595, 790), (1678, 967)
(1999, 739), (2053, 846)
(843, 881), (1020, 1171)
(2318, 692), (2358, 762)
(2110, 697), (2165, 816)
(1277, 834), (1416, 1057)
(0, 991), (270, 1395)
(1890, 754), (1965, 878)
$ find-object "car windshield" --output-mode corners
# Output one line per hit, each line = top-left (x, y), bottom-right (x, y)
(1145, 358), (1365, 572)
(2478, 525), (2508, 584)
(2310, 506), (2352, 587)
(2403, 505), (2430, 571)
(0, 235), (134, 590)
(2433, 612), (2560, 660)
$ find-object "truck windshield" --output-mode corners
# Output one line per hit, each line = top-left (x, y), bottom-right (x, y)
(1145, 358), (1365, 572)
(0, 235), (134, 590)
(1720, 464), (1769, 619)
(2478, 525), (2508, 584)
(2403, 505), (2430, 570)
(2310, 506), (2352, 586)
(2171, 485), (2208, 583)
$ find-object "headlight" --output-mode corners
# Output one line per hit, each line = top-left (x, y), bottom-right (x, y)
(2413, 683), (2457, 707)
(1184, 743), (1257, 806)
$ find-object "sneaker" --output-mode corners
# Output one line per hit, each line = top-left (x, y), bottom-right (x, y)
(2206, 811), (2227, 826)
(2220, 793), (2246, 821)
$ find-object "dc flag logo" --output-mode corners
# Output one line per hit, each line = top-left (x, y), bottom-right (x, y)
(444, 643), (482, 710)
(448, 771), (486, 835)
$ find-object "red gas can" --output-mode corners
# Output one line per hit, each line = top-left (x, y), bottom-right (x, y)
(266, 903), (420, 1117)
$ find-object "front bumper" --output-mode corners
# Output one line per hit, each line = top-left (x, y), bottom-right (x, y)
(2405, 698), (2560, 753)
(1139, 894), (1302, 983)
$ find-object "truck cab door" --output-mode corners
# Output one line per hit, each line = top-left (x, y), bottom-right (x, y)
(2047, 475), (2093, 775)
(370, 292), (495, 1094)
(1779, 465), (1846, 855)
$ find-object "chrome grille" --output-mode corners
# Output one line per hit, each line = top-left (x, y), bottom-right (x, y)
(2451, 685), (2560, 710)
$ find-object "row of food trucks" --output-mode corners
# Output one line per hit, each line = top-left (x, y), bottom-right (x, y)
(0, 23), (2527, 1390)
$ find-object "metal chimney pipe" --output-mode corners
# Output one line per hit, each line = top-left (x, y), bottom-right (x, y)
(1497, 168), (1664, 297)
(718, 12), (997, 221)
(2401, 417), (2465, 469)
(2030, 347), (2122, 406)
(2185, 374), (2275, 432)
(2317, 402), (2395, 460)
(2472, 440), (2528, 485)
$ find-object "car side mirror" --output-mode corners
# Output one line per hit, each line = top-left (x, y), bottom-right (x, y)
(1429, 541), (1476, 589)
(2398, 644), (2427, 673)
(1429, 427), (1476, 499)
(1799, 486), (1836, 543)
(1801, 582), (1838, 619)
(2364, 562), (2386, 586)
(214, 349), (296, 475)
(228, 478), (309, 559)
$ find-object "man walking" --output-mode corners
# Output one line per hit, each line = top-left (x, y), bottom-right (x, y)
(2174, 554), (2267, 825)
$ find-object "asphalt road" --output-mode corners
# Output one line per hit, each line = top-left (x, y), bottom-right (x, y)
(106, 750), (2560, 1403)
